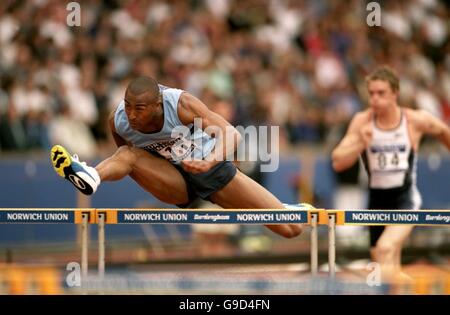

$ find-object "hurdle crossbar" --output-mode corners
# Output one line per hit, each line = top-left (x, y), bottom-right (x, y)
(0, 208), (448, 226)
(0, 208), (449, 281)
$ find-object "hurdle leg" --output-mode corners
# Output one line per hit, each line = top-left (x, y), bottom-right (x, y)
(98, 212), (106, 278)
(310, 212), (318, 275)
(328, 213), (336, 278)
(81, 212), (89, 282)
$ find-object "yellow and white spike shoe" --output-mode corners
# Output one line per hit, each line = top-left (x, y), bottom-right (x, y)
(50, 145), (101, 195)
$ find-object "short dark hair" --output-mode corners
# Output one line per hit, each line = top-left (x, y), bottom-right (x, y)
(366, 65), (399, 92)
(126, 76), (160, 97)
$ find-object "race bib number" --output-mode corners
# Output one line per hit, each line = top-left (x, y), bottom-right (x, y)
(153, 137), (197, 162)
(375, 152), (400, 170)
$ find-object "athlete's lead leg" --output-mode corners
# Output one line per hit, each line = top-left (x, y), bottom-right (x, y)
(96, 146), (190, 205)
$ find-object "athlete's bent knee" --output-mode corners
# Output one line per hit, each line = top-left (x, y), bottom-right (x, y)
(115, 145), (133, 157)
(114, 145), (138, 165)
(373, 242), (397, 260)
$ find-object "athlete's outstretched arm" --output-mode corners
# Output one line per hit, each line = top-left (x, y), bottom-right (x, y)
(332, 112), (369, 172)
(413, 109), (450, 150)
(177, 92), (242, 174)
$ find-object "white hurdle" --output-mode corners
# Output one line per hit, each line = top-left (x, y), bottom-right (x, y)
(310, 212), (319, 275)
(327, 213), (336, 278)
(97, 212), (106, 279)
(0, 207), (449, 287)
(81, 212), (89, 280)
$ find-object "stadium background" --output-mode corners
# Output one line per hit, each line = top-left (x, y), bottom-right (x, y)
(0, 0), (449, 294)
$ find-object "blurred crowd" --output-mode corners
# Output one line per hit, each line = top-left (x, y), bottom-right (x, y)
(0, 0), (449, 158)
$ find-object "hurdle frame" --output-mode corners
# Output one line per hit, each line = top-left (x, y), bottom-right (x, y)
(327, 213), (336, 278)
(310, 212), (319, 275)
(81, 212), (89, 280)
(1, 207), (449, 290)
(97, 212), (106, 279)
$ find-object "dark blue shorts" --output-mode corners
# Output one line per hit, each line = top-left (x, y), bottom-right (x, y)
(174, 161), (237, 208)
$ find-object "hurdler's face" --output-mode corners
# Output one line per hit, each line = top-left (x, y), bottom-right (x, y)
(124, 91), (162, 132)
(367, 80), (398, 112)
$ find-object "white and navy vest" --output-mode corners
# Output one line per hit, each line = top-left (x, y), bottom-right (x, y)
(361, 111), (417, 190)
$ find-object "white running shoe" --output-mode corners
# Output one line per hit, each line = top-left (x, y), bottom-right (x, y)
(50, 145), (101, 195)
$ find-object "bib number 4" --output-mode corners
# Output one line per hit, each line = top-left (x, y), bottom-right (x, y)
(377, 152), (399, 169)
